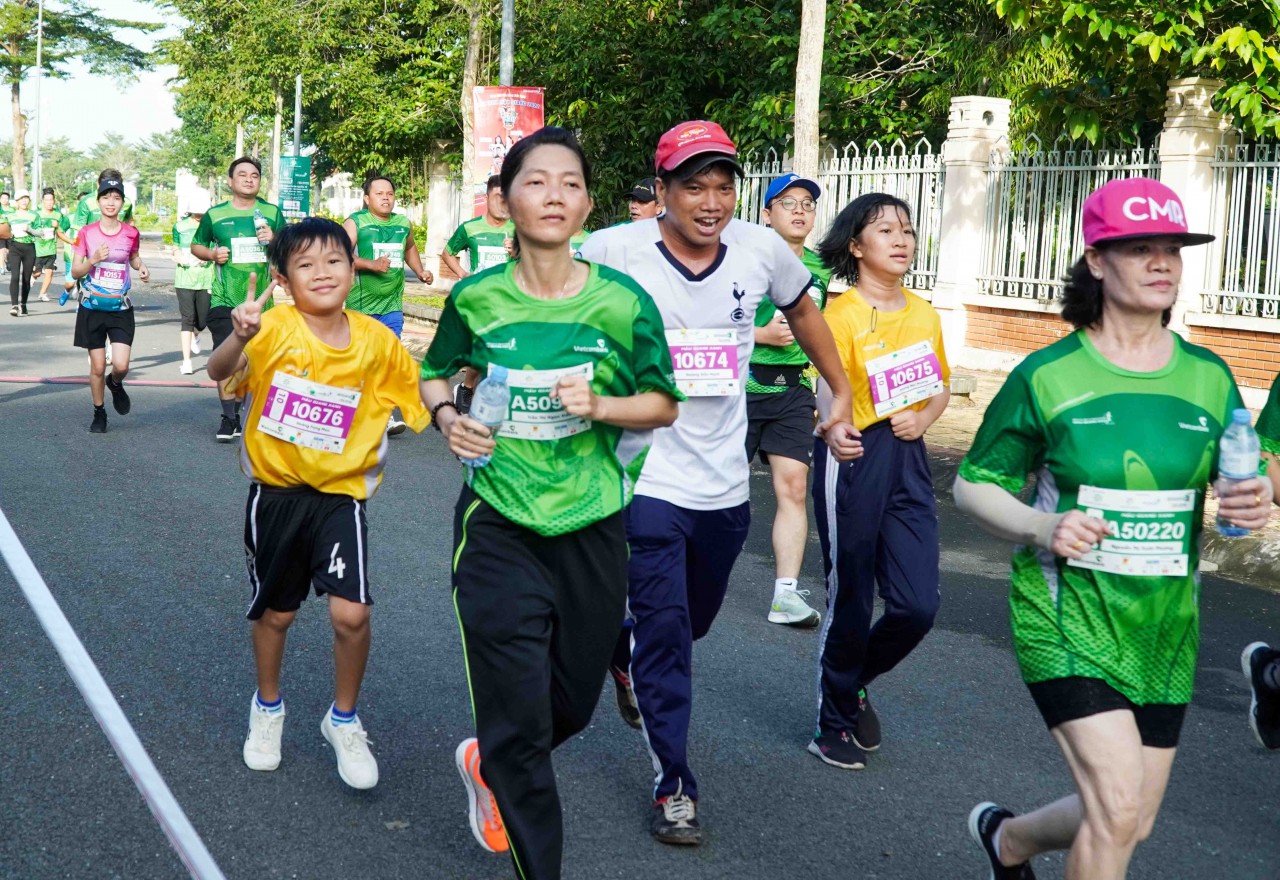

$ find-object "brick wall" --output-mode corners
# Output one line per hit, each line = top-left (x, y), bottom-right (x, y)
(1187, 326), (1280, 390)
(965, 305), (1072, 354)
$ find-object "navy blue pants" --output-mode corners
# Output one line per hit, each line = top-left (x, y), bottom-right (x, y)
(625, 495), (750, 801)
(811, 420), (940, 736)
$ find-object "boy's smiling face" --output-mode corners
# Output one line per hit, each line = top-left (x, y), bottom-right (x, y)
(275, 238), (354, 316)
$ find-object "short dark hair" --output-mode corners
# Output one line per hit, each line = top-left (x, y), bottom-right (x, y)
(656, 159), (737, 190)
(498, 127), (593, 258)
(41, 187), (54, 196)
(77, 191), (90, 200)
(268, 217), (354, 278)
(363, 175), (394, 195)
(0, 192), (11, 199)
(486, 174), (502, 193)
(1058, 249), (1171, 330)
(98, 168), (122, 184)
(228, 156), (262, 178)
(818, 193), (914, 284)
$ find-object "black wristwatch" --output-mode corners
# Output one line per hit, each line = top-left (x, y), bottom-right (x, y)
(431, 399), (459, 431)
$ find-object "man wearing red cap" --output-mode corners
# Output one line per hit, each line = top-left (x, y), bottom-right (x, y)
(579, 120), (858, 845)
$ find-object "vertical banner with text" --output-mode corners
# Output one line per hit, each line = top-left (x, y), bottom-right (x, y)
(278, 155), (312, 221)
(472, 86), (545, 215)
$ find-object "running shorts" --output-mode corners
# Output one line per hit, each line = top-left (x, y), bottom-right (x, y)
(242, 484), (371, 620)
(73, 307), (135, 350)
(745, 385), (817, 465)
(176, 287), (211, 333)
(1027, 676), (1187, 749)
(370, 311), (404, 339)
(208, 305), (234, 349)
(34, 254), (56, 273)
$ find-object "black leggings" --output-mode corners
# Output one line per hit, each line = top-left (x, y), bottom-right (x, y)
(9, 241), (34, 307)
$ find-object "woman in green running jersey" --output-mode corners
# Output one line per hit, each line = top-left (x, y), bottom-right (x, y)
(418, 126), (681, 880)
(954, 177), (1273, 880)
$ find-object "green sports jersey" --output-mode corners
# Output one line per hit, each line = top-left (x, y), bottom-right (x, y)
(960, 331), (1242, 705)
(746, 247), (831, 394)
(5, 208), (38, 244)
(194, 199), (285, 309)
(172, 216), (214, 290)
(421, 261), (683, 536)
(1255, 376), (1280, 454)
(446, 216), (514, 274)
(347, 209), (411, 315)
(33, 208), (68, 258)
(570, 229), (590, 255)
(73, 194), (135, 228)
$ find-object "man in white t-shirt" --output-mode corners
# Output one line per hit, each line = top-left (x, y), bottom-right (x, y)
(579, 120), (858, 847)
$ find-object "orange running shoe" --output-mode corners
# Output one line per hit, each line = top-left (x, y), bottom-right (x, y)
(455, 737), (509, 853)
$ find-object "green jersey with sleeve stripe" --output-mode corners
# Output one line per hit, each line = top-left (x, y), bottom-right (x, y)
(1254, 375), (1280, 455)
(746, 247), (831, 394)
(73, 194), (134, 227)
(172, 216), (214, 290)
(33, 208), (68, 258)
(347, 209), (411, 316)
(959, 330), (1242, 705)
(193, 199), (285, 309)
(421, 261), (683, 536)
(5, 207), (38, 244)
(446, 216), (514, 273)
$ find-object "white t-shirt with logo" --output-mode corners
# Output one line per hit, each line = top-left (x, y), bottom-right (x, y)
(579, 217), (814, 509)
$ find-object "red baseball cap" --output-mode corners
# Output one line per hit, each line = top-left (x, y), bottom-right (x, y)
(654, 120), (743, 178)
(1081, 177), (1214, 247)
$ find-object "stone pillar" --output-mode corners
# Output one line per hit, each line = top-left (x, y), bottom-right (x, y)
(425, 145), (457, 290)
(931, 96), (1010, 357)
(1159, 77), (1232, 333)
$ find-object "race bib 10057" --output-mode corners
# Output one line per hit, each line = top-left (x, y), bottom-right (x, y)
(258, 371), (362, 454)
(666, 328), (740, 397)
(501, 363), (595, 441)
(866, 339), (944, 419)
(1068, 485), (1195, 577)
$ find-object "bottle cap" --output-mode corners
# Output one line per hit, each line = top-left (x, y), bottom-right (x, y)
(1233, 408), (1251, 424)
(488, 364), (508, 383)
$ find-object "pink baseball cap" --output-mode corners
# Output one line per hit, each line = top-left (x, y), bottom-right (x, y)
(654, 120), (743, 178)
(1081, 177), (1214, 247)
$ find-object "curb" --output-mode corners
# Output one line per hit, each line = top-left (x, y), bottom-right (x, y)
(1201, 531), (1280, 590)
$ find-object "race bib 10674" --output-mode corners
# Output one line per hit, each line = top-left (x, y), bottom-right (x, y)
(666, 328), (739, 397)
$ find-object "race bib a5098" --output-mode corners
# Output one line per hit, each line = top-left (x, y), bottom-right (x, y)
(501, 363), (594, 440)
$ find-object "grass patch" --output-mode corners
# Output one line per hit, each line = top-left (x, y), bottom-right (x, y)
(405, 293), (447, 310)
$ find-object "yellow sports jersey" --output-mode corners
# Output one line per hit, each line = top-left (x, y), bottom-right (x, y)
(825, 287), (951, 431)
(228, 305), (429, 499)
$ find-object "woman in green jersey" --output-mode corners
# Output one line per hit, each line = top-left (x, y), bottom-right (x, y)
(955, 177), (1272, 880)
(419, 127), (681, 880)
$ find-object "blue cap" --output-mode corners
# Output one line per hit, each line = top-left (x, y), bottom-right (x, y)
(764, 173), (821, 207)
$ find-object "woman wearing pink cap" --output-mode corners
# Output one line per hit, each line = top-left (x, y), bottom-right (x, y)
(953, 177), (1272, 879)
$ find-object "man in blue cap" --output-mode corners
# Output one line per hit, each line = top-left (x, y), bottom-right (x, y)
(748, 172), (834, 627)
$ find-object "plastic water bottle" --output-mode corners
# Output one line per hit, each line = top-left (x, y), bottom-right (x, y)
(253, 209), (268, 235)
(1217, 408), (1261, 537)
(464, 365), (510, 469)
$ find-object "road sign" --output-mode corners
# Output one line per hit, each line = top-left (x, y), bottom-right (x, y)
(278, 155), (311, 220)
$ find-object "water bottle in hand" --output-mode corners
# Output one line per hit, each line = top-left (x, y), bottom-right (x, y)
(1217, 408), (1260, 537)
(253, 209), (268, 233)
(464, 365), (510, 469)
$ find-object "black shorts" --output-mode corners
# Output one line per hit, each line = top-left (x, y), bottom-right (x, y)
(73, 307), (135, 350)
(1027, 676), (1187, 749)
(745, 385), (817, 465)
(242, 484), (372, 620)
(208, 305), (234, 349)
(176, 288), (211, 332)
(34, 254), (56, 273)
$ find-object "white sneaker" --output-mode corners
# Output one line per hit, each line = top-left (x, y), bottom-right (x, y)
(243, 697), (285, 771)
(38, 293), (49, 302)
(180, 361), (195, 375)
(386, 416), (407, 436)
(190, 334), (202, 355)
(320, 709), (379, 789)
(768, 586), (821, 627)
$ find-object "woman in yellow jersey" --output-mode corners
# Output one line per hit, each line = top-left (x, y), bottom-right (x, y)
(807, 193), (950, 771)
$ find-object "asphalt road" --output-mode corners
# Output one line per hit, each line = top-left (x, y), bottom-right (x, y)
(1, 262), (1277, 879)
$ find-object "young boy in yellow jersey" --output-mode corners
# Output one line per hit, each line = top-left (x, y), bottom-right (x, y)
(207, 217), (429, 790)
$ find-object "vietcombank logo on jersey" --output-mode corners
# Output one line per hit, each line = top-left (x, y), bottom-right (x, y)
(1071, 412), (1114, 426)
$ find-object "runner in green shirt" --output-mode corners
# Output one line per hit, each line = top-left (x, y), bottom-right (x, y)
(34, 189), (73, 303)
(61, 190), (90, 303)
(440, 174), (513, 279)
(5, 191), (39, 316)
(190, 156), (286, 442)
(0, 191), (10, 278)
(173, 192), (215, 375)
(954, 177), (1272, 880)
(747, 173), (832, 629)
(1244, 382), (1280, 752)
(419, 127), (681, 880)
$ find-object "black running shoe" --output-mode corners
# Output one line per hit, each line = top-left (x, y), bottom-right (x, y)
(455, 382), (474, 416)
(650, 786), (701, 845)
(232, 417), (243, 438)
(1242, 642), (1280, 750)
(216, 415), (236, 442)
(969, 802), (1036, 879)
(89, 407), (107, 434)
(807, 729), (867, 770)
(609, 665), (642, 730)
(105, 373), (130, 415)
(854, 688), (882, 751)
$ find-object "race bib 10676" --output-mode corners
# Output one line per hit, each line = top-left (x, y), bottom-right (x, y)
(258, 371), (362, 454)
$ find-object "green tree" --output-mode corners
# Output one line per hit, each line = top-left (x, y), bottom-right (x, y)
(0, 0), (157, 189)
(38, 135), (90, 201)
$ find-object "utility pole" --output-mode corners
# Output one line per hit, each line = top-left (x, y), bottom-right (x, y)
(499, 0), (514, 85)
(793, 0), (826, 177)
(32, 0), (44, 193)
(293, 75), (302, 156)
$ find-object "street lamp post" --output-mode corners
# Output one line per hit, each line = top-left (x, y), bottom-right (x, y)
(499, 0), (513, 86)
(32, 0), (44, 193)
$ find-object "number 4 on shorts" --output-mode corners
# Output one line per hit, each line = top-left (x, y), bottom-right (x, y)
(328, 543), (346, 580)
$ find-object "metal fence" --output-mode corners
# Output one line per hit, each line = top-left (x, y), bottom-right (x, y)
(1204, 143), (1280, 318)
(737, 138), (945, 291)
(978, 137), (1160, 302)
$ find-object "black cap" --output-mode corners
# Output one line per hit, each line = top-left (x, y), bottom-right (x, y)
(627, 178), (657, 203)
(98, 178), (125, 198)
